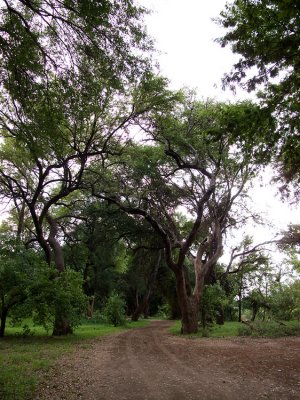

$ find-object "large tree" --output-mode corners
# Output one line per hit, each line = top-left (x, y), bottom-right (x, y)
(217, 0), (300, 186)
(0, 0), (176, 334)
(0, 73), (176, 334)
(90, 98), (274, 333)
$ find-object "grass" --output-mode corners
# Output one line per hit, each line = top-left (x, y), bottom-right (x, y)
(170, 320), (241, 338)
(170, 320), (300, 339)
(236, 319), (300, 337)
(0, 318), (149, 400)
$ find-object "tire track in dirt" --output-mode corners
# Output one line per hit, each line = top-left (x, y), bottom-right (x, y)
(35, 320), (300, 400)
(123, 321), (235, 400)
(125, 323), (193, 400)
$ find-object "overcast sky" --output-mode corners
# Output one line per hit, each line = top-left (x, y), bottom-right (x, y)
(138, 0), (300, 257)
(139, 0), (246, 99)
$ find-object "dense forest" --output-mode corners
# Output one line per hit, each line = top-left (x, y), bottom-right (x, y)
(0, 0), (299, 338)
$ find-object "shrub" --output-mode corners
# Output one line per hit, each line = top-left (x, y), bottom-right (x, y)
(103, 292), (126, 326)
(155, 303), (170, 319)
(238, 320), (300, 337)
(237, 324), (252, 336)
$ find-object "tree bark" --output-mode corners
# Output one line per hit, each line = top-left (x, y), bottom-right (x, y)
(216, 307), (225, 325)
(175, 269), (200, 334)
(238, 291), (242, 322)
(47, 214), (65, 272)
(52, 314), (73, 336)
(132, 296), (149, 321)
(170, 296), (181, 319)
(0, 307), (8, 338)
(46, 214), (73, 335)
(16, 200), (26, 240)
(86, 296), (95, 319)
(180, 297), (199, 334)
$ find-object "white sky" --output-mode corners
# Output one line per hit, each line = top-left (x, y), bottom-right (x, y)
(140, 0), (245, 99)
(138, 0), (300, 261)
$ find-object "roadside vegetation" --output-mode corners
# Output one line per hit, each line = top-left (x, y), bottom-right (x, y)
(0, 318), (149, 400)
(0, 2), (299, 399)
(170, 320), (300, 339)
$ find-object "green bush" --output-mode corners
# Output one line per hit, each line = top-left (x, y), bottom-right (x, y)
(155, 303), (170, 319)
(85, 310), (107, 324)
(103, 292), (126, 326)
(31, 268), (87, 333)
(270, 282), (300, 320)
(237, 324), (252, 336)
(238, 320), (300, 337)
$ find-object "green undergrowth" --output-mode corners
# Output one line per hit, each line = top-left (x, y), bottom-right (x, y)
(237, 320), (300, 337)
(0, 319), (149, 400)
(170, 320), (300, 339)
(170, 321), (241, 338)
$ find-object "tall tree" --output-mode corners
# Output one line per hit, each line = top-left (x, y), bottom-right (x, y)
(0, 1), (174, 335)
(90, 98), (274, 333)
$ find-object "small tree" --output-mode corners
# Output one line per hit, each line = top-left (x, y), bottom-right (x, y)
(0, 235), (49, 337)
(103, 292), (126, 327)
(200, 283), (227, 327)
(270, 281), (300, 321)
(31, 268), (87, 335)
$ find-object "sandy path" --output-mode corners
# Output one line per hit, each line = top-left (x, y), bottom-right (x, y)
(35, 320), (300, 400)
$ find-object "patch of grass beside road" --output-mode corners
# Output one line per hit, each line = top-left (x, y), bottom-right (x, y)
(170, 320), (300, 338)
(0, 319), (149, 400)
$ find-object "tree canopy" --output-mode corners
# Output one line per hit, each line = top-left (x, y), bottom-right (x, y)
(0, 0), (299, 338)
(217, 0), (300, 186)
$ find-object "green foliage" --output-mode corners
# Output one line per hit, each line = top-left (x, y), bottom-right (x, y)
(31, 268), (87, 333)
(64, 201), (141, 308)
(0, 233), (87, 337)
(270, 281), (300, 321)
(171, 320), (300, 339)
(0, 235), (50, 334)
(103, 292), (126, 326)
(170, 320), (242, 338)
(0, 0), (153, 110)
(155, 303), (171, 319)
(237, 324), (252, 337)
(200, 283), (227, 326)
(217, 0), (300, 184)
(237, 320), (300, 337)
(0, 319), (148, 400)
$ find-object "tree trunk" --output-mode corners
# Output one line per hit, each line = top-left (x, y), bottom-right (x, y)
(251, 303), (259, 322)
(238, 290), (242, 322)
(0, 307), (8, 338)
(143, 302), (150, 319)
(47, 215), (65, 272)
(170, 297), (181, 319)
(180, 297), (199, 334)
(47, 214), (73, 336)
(176, 269), (199, 334)
(52, 314), (73, 336)
(16, 200), (26, 240)
(132, 295), (149, 321)
(216, 307), (225, 325)
(86, 296), (95, 319)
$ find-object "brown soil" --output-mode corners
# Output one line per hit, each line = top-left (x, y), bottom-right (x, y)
(35, 320), (300, 400)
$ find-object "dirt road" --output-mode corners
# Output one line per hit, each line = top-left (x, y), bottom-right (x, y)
(36, 320), (300, 400)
